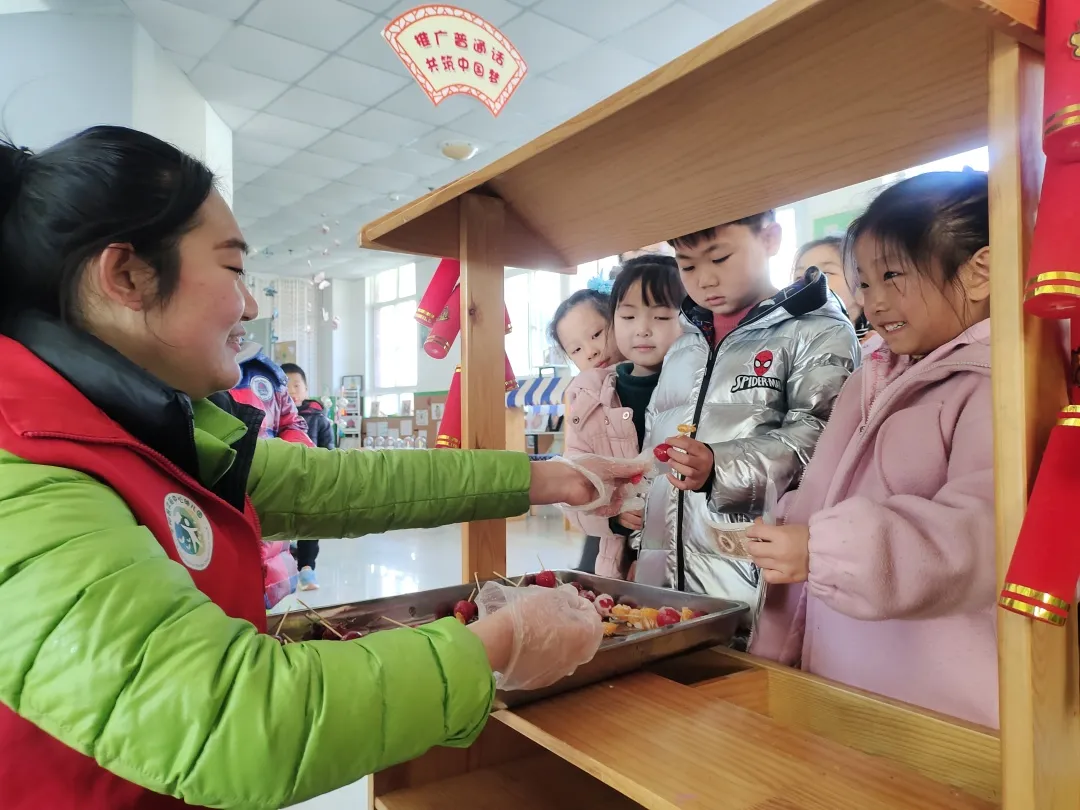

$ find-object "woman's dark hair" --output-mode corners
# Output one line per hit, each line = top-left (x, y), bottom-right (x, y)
(610, 254), (684, 316)
(844, 170), (989, 292)
(0, 125), (216, 324)
(547, 288), (609, 353)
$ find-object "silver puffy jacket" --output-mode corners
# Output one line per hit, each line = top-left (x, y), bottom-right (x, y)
(634, 270), (860, 617)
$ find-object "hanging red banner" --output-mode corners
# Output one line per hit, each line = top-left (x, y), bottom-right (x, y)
(383, 5), (527, 117)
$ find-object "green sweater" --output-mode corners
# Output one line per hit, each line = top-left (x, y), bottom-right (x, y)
(0, 399), (531, 809)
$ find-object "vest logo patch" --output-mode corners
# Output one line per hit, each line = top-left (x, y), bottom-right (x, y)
(250, 375), (274, 404)
(165, 493), (214, 571)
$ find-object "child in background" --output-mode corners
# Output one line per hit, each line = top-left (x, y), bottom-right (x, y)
(636, 212), (860, 617)
(792, 236), (874, 344)
(561, 256), (685, 577)
(282, 362), (335, 591)
(549, 288), (625, 373)
(748, 172), (996, 728)
(230, 343), (311, 608)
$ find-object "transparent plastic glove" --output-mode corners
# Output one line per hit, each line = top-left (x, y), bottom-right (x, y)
(475, 582), (603, 691)
(554, 453), (650, 518)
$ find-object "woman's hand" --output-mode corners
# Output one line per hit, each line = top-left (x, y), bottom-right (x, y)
(663, 436), (714, 491)
(528, 455), (648, 513)
(746, 520), (811, 584)
(474, 583), (603, 691)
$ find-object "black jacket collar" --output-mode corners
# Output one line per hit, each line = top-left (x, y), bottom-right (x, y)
(3, 311), (262, 510)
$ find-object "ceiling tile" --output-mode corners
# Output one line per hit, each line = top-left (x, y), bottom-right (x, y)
(245, 0), (375, 51)
(448, 107), (540, 143)
(530, 0), (673, 39)
(239, 112), (330, 149)
(251, 168), (333, 195)
(609, 3), (718, 66)
(233, 161), (269, 184)
(302, 182), (380, 213)
(546, 44), (655, 99)
(125, 0), (230, 58)
(164, 49), (200, 73)
(509, 75), (592, 121)
(341, 108), (433, 145)
(499, 11), (595, 74)
(266, 88), (365, 129)
(679, 0), (773, 27)
(233, 135), (298, 166)
(338, 18), (404, 74)
(376, 86), (472, 127)
(372, 149), (452, 177)
(210, 101), (258, 130)
(164, 0), (257, 19)
(236, 183), (306, 207)
(337, 0), (397, 12)
(341, 166), (416, 193)
(310, 131), (397, 163)
(205, 25), (327, 83)
(301, 56), (408, 107)
(382, 0), (522, 26)
(278, 151), (361, 181)
(189, 63), (289, 109)
(230, 192), (281, 218)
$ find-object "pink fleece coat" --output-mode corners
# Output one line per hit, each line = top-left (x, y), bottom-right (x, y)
(750, 319), (997, 728)
(563, 367), (641, 578)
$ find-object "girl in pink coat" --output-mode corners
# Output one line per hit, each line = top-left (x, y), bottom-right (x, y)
(558, 257), (685, 578)
(748, 171), (997, 728)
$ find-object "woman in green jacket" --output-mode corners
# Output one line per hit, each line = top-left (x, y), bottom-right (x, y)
(0, 127), (641, 809)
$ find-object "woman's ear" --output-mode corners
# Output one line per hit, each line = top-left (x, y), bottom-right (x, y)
(960, 246), (991, 303)
(90, 244), (159, 312)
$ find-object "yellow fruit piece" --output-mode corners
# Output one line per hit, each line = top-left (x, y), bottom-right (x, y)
(602, 621), (617, 637)
(676, 423), (697, 435)
(638, 607), (660, 630)
(680, 607), (695, 622)
(610, 604), (633, 621)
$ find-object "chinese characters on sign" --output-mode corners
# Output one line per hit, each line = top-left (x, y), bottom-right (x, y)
(383, 5), (527, 116)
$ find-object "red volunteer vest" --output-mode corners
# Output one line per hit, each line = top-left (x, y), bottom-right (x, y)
(0, 336), (267, 809)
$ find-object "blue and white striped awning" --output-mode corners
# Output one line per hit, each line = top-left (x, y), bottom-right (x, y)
(506, 375), (570, 409)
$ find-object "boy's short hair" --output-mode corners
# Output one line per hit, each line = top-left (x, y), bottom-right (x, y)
(668, 211), (776, 250)
(280, 363), (306, 384)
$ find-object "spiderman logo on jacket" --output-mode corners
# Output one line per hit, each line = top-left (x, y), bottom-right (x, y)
(731, 349), (782, 393)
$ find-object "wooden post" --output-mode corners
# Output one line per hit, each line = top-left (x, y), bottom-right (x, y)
(988, 32), (1080, 810)
(459, 193), (508, 583)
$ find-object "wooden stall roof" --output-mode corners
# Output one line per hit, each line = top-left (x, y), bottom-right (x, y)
(360, 0), (1041, 270)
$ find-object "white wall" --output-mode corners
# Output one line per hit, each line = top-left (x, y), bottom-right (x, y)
(331, 279), (367, 391)
(0, 13), (134, 148)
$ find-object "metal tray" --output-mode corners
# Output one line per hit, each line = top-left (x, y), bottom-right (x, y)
(273, 571), (749, 708)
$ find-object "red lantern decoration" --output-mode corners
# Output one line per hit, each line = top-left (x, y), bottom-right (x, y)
(424, 286), (462, 359)
(415, 258), (460, 328)
(435, 365), (462, 449)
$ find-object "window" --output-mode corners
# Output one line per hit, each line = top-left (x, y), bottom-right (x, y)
(769, 207), (798, 289)
(368, 263), (417, 415)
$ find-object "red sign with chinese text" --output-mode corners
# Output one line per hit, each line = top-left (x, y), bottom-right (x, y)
(383, 5), (527, 117)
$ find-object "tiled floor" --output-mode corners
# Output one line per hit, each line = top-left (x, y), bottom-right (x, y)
(276, 510), (585, 810)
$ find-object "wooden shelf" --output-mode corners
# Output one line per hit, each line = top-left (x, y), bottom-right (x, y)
(375, 753), (639, 810)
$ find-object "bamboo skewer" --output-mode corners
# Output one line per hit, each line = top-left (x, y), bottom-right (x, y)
(297, 599), (344, 639)
(380, 615), (413, 629)
(273, 607), (293, 636)
(493, 572), (517, 586)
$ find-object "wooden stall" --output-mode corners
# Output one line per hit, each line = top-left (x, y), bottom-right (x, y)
(359, 0), (1078, 806)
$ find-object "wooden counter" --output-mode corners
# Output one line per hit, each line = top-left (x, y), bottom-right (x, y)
(370, 648), (1000, 809)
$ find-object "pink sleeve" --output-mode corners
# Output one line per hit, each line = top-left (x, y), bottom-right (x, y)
(560, 377), (614, 537)
(806, 382), (995, 621)
(276, 393), (315, 447)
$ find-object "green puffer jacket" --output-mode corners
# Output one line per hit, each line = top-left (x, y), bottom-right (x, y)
(0, 404), (531, 809)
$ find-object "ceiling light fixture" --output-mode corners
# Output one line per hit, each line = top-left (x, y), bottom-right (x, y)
(440, 141), (478, 161)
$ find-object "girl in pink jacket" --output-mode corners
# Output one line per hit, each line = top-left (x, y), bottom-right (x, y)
(747, 171), (997, 728)
(558, 257), (685, 577)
